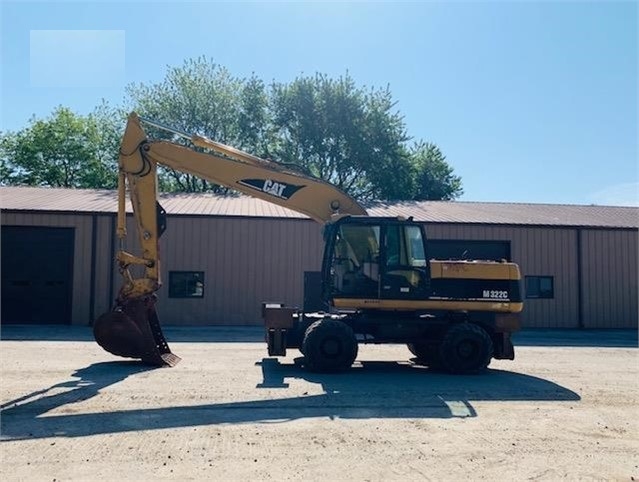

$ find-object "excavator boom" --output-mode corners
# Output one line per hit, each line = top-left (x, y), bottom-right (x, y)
(93, 113), (367, 366)
(122, 113), (366, 224)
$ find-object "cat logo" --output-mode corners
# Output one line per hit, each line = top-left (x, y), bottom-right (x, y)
(263, 180), (286, 198)
(237, 178), (305, 200)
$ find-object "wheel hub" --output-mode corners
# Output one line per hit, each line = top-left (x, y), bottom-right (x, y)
(457, 339), (478, 360)
(321, 337), (342, 357)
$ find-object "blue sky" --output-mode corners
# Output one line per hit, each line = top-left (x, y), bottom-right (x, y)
(1, 1), (637, 205)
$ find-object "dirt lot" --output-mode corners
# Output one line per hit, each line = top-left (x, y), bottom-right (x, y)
(0, 327), (637, 481)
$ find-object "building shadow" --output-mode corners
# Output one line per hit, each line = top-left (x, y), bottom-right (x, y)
(1, 358), (579, 441)
(513, 329), (637, 348)
(0, 325), (264, 342)
(3, 325), (636, 346)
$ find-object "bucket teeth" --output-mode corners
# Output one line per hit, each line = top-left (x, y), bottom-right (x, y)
(160, 353), (182, 367)
(93, 298), (180, 367)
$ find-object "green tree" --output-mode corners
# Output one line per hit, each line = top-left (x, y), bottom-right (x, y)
(410, 141), (463, 200)
(236, 75), (274, 157)
(126, 57), (272, 193)
(270, 73), (415, 201)
(0, 105), (121, 189)
(124, 57), (463, 201)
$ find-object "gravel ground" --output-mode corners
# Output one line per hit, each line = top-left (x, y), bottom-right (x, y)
(0, 326), (637, 481)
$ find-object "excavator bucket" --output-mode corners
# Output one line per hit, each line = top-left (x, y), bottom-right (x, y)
(93, 298), (181, 367)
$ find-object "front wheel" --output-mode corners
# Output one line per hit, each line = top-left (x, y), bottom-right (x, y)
(407, 342), (442, 368)
(439, 323), (493, 375)
(302, 319), (358, 373)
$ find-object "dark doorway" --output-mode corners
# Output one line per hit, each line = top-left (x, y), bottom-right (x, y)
(1, 226), (74, 324)
(428, 239), (511, 262)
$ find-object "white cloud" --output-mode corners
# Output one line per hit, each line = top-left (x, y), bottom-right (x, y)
(590, 182), (639, 207)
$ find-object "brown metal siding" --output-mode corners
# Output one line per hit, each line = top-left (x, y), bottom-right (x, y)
(581, 229), (638, 328)
(1, 212), (94, 325)
(146, 216), (323, 325)
(426, 224), (579, 328)
(93, 215), (115, 320)
(4, 210), (637, 329)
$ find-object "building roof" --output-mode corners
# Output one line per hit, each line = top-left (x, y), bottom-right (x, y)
(368, 200), (639, 228)
(1, 186), (637, 228)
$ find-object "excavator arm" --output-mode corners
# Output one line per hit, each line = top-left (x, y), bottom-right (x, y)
(93, 112), (366, 366)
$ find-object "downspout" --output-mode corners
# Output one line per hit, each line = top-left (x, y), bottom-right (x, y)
(89, 214), (98, 324)
(576, 228), (584, 329)
(108, 213), (116, 306)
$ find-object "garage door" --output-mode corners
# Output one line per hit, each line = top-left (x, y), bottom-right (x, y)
(428, 239), (511, 262)
(1, 226), (74, 324)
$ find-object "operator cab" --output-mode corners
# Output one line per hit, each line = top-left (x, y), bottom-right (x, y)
(322, 217), (431, 303)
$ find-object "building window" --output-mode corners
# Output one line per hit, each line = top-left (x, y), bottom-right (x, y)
(169, 271), (204, 298)
(525, 276), (554, 299)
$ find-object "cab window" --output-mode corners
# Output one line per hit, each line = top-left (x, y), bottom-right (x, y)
(406, 225), (426, 267)
(385, 224), (426, 268)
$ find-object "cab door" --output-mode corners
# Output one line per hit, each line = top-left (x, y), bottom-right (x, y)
(380, 223), (430, 300)
(323, 221), (381, 300)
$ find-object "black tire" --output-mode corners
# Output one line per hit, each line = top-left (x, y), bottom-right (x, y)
(407, 342), (442, 368)
(302, 319), (358, 373)
(297, 317), (315, 357)
(439, 323), (493, 375)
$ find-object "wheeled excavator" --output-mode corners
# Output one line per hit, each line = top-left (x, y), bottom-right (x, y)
(93, 113), (523, 374)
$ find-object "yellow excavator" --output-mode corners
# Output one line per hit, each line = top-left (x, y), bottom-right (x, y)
(94, 113), (523, 374)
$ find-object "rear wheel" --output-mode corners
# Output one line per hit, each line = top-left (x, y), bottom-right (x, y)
(439, 323), (493, 374)
(302, 319), (358, 373)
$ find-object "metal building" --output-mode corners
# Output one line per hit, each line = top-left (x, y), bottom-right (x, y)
(1, 186), (637, 329)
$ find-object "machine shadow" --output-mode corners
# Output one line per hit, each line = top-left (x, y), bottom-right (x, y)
(0, 359), (580, 441)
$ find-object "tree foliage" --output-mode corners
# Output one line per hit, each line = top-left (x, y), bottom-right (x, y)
(2, 57), (463, 201)
(270, 74), (413, 201)
(0, 104), (122, 189)
(410, 141), (463, 200)
(126, 57), (272, 193)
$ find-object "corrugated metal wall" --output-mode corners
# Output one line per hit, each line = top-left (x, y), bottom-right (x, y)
(94, 215), (115, 319)
(2, 211), (637, 328)
(580, 229), (638, 328)
(153, 216), (323, 325)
